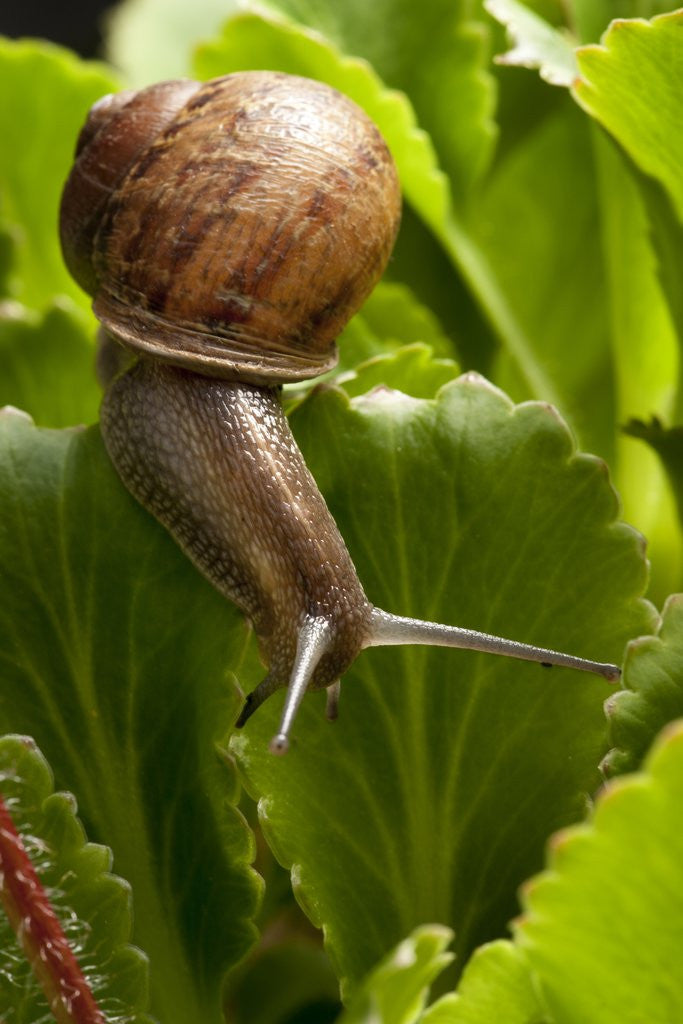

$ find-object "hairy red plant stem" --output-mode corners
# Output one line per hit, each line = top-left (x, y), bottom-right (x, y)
(0, 792), (105, 1024)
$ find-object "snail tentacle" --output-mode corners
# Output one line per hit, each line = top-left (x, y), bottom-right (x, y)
(365, 608), (621, 681)
(269, 617), (333, 755)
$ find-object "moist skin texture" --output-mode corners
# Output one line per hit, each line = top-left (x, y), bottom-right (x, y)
(101, 357), (373, 692)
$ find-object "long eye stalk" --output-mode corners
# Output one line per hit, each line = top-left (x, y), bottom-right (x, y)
(240, 605), (621, 754)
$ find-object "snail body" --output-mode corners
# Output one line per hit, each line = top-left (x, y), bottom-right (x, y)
(60, 71), (619, 753)
(101, 359), (372, 706)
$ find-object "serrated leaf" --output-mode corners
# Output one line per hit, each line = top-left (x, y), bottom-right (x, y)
(339, 926), (453, 1024)
(0, 38), (119, 314)
(0, 300), (100, 427)
(0, 411), (261, 1024)
(421, 940), (543, 1024)
(518, 719), (683, 1023)
(573, 10), (683, 223)
(338, 344), (459, 400)
(231, 373), (653, 994)
(485, 0), (578, 86)
(0, 733), (154, 1023)
(603, 593), (683, 777)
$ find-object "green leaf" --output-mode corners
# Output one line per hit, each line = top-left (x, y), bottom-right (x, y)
(0, 38), (119, 313)
(588, 129), (680, 597)
(624, 416), (683, 537)
(518, 719), (683, 1023)
(105, 0), (241, 86)
(472, 105), (614, 460)
(232, 373), (653, 994)
(0, 410), (261, 1024)
(485, 0), (579, 86)
(622, 157), (683, 429)
(0, 299), (100, 427)
(326, 282), (456, 385)
(338, 344), (459, 400)
(339, 926), (453, 1024)
(0, 221), (15, 297)
(421, 941), (543, 1024)
(573, 10), (683, 223)
(0, 733), (153, 1023)
(603, 593), (683, 777)
(358, 282), (454, 359)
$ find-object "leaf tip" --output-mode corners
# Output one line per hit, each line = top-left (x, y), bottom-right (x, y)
(0, 405), (34, 425)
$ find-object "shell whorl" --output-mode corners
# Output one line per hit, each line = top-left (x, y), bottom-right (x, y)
(60, 72), (402, 384)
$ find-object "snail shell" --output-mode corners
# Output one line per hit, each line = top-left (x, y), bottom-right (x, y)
(59, 72), (402, 383)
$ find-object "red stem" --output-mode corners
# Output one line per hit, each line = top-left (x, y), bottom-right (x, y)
(0, 793), (105, 1024)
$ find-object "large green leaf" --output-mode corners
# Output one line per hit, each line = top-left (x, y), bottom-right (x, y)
(0, 409), (261, 1024)
(603, 593), (683, 777)
(0, 733), (153, 1023)
(0, 38), (119, 314)
(0, 299), (100, 427)
(518, 719), (683, 1022)
(232, 372), (653, 995)
(346, 721), (683, 1022)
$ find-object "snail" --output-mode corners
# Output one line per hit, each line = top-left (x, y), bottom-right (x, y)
(59, 71), (620, 754)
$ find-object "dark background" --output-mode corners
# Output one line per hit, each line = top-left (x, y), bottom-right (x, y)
(2, 0), (113, 58)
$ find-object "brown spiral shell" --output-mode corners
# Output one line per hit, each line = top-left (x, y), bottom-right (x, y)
(59, 71), (402, 383)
